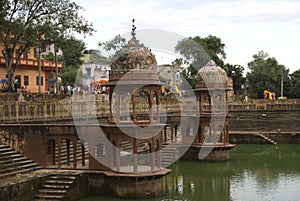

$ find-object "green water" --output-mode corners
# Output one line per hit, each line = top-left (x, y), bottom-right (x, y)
(78, 145), (300, 201)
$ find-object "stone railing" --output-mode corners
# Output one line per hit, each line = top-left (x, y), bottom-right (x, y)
(228, 99), (300, 111)
(0, 93), (181, 123)
(0, 93), (299, 123)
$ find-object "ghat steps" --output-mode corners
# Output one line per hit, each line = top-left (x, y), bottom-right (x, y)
(34, 172), (80, 201)
(0, 143), (43, 179)
(159, 145), (178, 167)
(257, 133), (278, 145)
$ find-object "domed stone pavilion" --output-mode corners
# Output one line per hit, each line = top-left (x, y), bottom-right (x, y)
(181, 60), (235, 161)
(89, 21), (170, 199)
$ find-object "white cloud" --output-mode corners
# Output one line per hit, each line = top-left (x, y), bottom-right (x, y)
(75, 0), (300, 73)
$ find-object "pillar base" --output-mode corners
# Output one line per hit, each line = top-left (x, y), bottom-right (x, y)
(103, 168), (171, 199)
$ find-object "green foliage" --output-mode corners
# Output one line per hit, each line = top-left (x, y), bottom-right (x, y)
(60, 37), (85, 67)
(193, 35), (226, 67)
(180, 65), (199, 89)
(61, 66), (79, 84)
(83, 49), (110, 64)
(159, 76), (166, 83)
(175, 37), (210, 69)
(0, 0), (94, 92)
(288, 69), (300, 98)
(175, 35), (229, 89)
(98, 34), (126, 57)
(175, 35), (226, 69)
(224, 63), (245, 95)
(44, 52), (55, 61)
(246, 51), (289, 99)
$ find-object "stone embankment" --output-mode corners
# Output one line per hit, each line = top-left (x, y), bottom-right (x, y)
(229, 110), (300, 144)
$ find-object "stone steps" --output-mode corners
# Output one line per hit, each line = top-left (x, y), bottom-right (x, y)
(34, 173), (79, 201)
(257, 133), (278, 145)
(0, 143), (43, 179)
(159, 146), (178, 167)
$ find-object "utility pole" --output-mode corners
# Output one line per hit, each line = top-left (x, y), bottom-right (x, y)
(280, 75), (283, 98)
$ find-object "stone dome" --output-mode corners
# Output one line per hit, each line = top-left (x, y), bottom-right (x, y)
(196, 60), (228, 84)
(110, 35), (157, 74)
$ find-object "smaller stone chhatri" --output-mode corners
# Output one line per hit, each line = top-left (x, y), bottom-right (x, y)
(196, 60), (228, 86)
(110, 19), (157, 74)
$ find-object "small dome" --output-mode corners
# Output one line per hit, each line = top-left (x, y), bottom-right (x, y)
(196, 60), (228, 84)
(110, 36), (157, 74)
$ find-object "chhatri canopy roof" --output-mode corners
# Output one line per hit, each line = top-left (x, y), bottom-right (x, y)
(110, 22), (157, 74)
(196, 60), (228, 84)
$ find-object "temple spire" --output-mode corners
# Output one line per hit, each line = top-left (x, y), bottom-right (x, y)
(131, 19), (136, 38)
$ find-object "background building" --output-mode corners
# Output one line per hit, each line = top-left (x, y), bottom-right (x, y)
(0, 42), (62, 93)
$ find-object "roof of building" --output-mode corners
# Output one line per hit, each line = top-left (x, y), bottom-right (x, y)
(110, 23), (157, 74)
(196, 60), (228, 84)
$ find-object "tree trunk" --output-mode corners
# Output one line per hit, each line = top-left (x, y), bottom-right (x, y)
(4, 52), (15, 92)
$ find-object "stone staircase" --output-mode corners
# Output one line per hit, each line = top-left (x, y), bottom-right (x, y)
(0, 143), (43, 179)
(34, 172), (79, 201)
(257, 133), (278, 145)
(159, 145), (178, 167)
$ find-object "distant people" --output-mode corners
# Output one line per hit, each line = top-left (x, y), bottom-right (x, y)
(102, 86), (106, 94)
(14, 83), (18, 92)
(67, 84), (72, 94)
(105, 86), (110, 94)
(61, 85), (65, 94)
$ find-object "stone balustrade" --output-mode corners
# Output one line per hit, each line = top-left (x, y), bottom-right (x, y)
(0, 93), (299, 123)
(0, 93), (181, 123)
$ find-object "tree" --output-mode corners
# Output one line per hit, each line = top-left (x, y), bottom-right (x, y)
(61, 66), (79, 85)
(98, 34), (126, 58)
(175, 35), (227, 88)
(57, 38), (86, 85)
(0, 0), (94, 92)
(193, 35), (226, 67)
(175, 35), (226, 69)
(60, 37), (85, 67)
(246, 51), (289, 99)
(288, 69), (300, 98)
(223, 63), (245, 97)
(83, 49), (110, 64)
(175, 37), (210, 70)
(180, 64), (199, 89)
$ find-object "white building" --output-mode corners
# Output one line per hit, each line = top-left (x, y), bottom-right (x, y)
(39, 44), (63, 59)
(81, 62), (110, 87)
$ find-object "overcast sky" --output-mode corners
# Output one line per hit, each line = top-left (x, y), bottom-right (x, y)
(75, 0), (300, 73)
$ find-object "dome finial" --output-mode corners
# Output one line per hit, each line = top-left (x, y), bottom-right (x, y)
(131, 18), (136, 38)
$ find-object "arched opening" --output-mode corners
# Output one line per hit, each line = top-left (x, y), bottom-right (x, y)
(137, 140), (151, 168)
(135, 89), (150, 121)
(96, 143), (106, 157)
(215, 94), (223, 113)
(203, 125), (212, 144)
(47, 139), (56, 166)
(186, 127), (194, 137)
(120, 140), (133, 169)
(203, 94), (211, 113)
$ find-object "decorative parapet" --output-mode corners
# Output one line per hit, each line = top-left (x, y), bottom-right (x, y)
(0, 94), (299, 123)
(0, 56), (63, 70)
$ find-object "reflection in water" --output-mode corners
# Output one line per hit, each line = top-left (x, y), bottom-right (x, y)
(78, 145), (300, 201)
